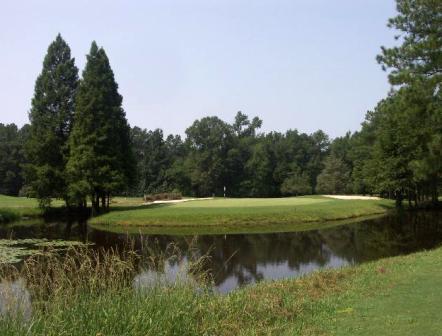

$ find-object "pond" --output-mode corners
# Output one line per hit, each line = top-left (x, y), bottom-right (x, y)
(1, 211), (441, 293)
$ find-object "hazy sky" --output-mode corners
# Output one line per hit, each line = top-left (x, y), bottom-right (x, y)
(0, 0), (397, 138)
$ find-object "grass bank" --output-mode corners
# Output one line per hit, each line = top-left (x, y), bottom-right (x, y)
(91, 196), (394, 231)
(0, 195), (75, 224)
(90, 212), (387, 235)
(0, 195), (44, 224)
(1, 245), (441, 335)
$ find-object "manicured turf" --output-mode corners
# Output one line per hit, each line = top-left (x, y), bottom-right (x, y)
(333, 247), (442, 335)
(90, 196), (394, 231)
(1, 244), (441, 335)
(0, 195), (64, 223)
(0, 194), (43, 208)
(90, 213), (387, 235)
(0, 195), (41, 223)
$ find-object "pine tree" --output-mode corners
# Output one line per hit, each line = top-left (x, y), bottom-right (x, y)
(377, 0), (442, 85)
(374, 0), (442, 205)
(26, 34), (79, 207)
(0, 123), (28, 196)
(67, 42), (134, 212)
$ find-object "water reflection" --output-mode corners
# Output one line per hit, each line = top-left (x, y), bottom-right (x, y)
(92, 211), (442, 292)
(1, 211), (441, 293)
(0, 278), (31, 321)
(133, 258), (198, 291)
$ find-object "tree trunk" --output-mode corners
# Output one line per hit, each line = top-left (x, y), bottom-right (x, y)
(91, 194), (97, 216)
(395, 190), (403, 208)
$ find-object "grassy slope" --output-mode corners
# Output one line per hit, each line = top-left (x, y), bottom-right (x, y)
(90, 213), (387, 235)
(0, 195), (64, 223)
(91, 196), (394, 229)
(0, 195), (42, 223)
(2, 246), (441, 335)
(228, 246), (442, 335)
(334, 249), (442, 335)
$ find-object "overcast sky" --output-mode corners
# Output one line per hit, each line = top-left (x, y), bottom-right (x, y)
(0, 0), (397, 138)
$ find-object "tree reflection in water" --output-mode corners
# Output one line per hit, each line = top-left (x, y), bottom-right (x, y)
(2, 211), (441, 293)
(95, 211), (442, 293)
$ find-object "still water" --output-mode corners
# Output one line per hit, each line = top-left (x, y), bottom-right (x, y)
(1, 211), (441, 293)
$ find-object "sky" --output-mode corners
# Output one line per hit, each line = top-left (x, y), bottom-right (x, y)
(0, 0), (397, 138)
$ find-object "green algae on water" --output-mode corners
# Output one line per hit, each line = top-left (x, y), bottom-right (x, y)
(0, 239), (93, 264)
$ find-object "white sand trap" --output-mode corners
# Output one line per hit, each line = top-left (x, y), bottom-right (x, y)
(323, 195), (381, 200)
(145, 197), (214, 205)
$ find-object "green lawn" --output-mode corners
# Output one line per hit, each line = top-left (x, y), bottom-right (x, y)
(0, 195), (64, 223)
(0, 194), (43, 208)
(222, 245), (442, 335)
(2, 243), (441, 335)
(0, 195), (41, 223)
(90, 196), (394, 232)
(330, 247), (442, 335)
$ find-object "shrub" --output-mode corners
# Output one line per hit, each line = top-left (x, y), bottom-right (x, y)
(144, 192), (182, 202)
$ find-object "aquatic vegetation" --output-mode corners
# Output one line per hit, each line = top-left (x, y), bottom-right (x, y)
(0, 238), (49, 246)
(0, 246), (40, 264)
(34, 240), (93, 248)
(0, 239), (93, 264)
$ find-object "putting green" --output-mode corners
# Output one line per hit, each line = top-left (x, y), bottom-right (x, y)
(167, 196), (329, 208)
(90, 196), (394, 230)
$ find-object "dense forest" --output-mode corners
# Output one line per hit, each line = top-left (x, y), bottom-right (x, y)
(0, 0), (440, 209)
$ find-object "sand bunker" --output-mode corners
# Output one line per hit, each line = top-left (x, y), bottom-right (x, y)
(145, 197), (214, 205)
(323, 195), (381, 200)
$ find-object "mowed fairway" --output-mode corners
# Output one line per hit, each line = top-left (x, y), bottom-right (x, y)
(0, 195), (44, 222)
(0, 194), (41, 208)
(0, 195), (65, 223)
(90, 196), (394, 230)
(0, 194), (65, 209)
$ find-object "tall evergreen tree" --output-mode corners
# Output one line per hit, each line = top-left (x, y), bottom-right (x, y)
(26, 34), (78, 207)
(67, 42), (134, 212)
(0, 123), (29, 196)
(372, 0), (442, 205)
(377, 0), (442, 85)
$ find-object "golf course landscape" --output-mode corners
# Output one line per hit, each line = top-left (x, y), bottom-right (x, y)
(0, 190), (440, 336)
(0, 194), (395, 231)
(1, 0), (441, 334)
(89, 196), (394, 233)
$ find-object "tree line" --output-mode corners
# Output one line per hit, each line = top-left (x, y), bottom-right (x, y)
(0, 0), (440, 209)
(11, 35), (134, 213)
(129, 114), (330, 198)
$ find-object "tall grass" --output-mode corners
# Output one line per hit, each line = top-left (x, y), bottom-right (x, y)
(0, 245), (215, 336)
(0, 242), (349, 335)
(1, 238), (441, 335)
